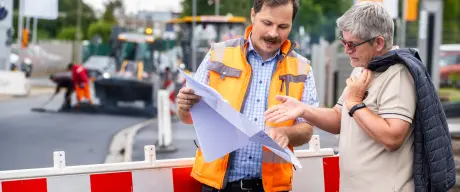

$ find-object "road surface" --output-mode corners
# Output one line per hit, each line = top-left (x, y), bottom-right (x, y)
(0, 91), (148, 171)
(132, 120), (340, 161)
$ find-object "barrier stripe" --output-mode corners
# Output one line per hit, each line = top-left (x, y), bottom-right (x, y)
(47, 174), (90, 192)
(293, 156), (325, 191)
(323, 156), (340, 192)
(2, 178), (47, 192)
(172, 167), (202, 192)
(90, 172), (132, 192)
(133, 169), (173, 192)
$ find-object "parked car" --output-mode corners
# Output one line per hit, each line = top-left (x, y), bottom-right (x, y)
(439, 44), (460, 88)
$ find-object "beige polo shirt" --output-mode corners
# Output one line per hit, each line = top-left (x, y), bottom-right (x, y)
(335, 64), (416, 192)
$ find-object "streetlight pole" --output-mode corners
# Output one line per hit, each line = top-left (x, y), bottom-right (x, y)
(75, 0), (82, 63)
(215, 0), (220, 16)
(192, 0), (197, 71)
(32, 17), (37, 44)
(17, 0), (23, 47)
(400, 0), (407, 47)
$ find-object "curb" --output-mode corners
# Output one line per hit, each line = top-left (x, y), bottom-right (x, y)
(104, 119), (155, 163)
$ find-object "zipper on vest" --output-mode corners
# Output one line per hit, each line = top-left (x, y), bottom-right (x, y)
(280, 79), (285, 92)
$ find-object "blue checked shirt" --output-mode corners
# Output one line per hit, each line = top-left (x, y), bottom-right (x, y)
(192, 37), (319, 182)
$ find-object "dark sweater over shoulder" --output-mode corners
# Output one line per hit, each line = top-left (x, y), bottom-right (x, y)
(367, 48), (456, 192)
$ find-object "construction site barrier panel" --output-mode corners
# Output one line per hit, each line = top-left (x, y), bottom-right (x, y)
(0, 135), (340, 192)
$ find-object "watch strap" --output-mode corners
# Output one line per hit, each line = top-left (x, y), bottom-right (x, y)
(348, 103), (366, 117)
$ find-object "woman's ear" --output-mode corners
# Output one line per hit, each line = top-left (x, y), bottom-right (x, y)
(376, 36), (385, 52)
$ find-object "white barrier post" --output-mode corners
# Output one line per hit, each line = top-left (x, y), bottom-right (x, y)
(309, 135), (321, 152)
(53, 151), (66, 169)
(156, 89), (177, 153)
(144, 145), (156, 165)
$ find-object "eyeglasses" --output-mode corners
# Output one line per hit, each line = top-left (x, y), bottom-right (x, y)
(339, 36), (378, 53)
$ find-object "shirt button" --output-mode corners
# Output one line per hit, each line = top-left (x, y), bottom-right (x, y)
(262, 63), (265, 66)
(259, 80), (262, 84)
(254, 118), (257, 121)
(257, 99), (260, 102)
(247, 174), (250, 177)
(249, 156), (252, 159)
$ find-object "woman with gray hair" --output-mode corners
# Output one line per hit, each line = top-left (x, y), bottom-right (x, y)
(264, 1), (455, 192)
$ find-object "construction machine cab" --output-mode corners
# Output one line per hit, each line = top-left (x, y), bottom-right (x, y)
(115, 32), (156, 80)
(92, 32), (159, 115)
(166, 15), (247, 71)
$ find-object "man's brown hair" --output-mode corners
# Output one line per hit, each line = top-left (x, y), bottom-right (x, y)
(253, 0), (299, 21)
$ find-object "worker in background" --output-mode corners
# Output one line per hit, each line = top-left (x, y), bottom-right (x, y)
(68, 63), (93, 107)
(49, 71), (74, 110)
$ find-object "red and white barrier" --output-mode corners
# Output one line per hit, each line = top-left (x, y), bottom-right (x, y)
(0, 136), (339, 192)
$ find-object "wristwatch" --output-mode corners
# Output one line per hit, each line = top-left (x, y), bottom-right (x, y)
(348, 103), (366, 117)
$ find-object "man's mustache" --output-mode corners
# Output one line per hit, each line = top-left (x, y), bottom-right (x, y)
(262, 36), (281, 43)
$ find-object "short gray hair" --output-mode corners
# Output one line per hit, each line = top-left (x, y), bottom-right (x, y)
(336, 2), (394, 49)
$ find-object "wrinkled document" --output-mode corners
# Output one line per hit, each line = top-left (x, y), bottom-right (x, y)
(178, 69), (301, 168)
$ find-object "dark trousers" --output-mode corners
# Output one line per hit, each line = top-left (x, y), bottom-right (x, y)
(61, 88), (73, 110)
(201, 179), (288, 192)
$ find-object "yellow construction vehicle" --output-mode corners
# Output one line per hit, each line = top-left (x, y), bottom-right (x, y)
(91, 31), (160, 116)
(166, 15), (248, 71)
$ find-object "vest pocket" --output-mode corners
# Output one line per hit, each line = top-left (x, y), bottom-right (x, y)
(279, 74), (308, 96)
(207, 61), (242, 79)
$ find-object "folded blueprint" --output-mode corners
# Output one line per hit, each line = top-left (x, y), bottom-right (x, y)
(178, 69), (302, 168)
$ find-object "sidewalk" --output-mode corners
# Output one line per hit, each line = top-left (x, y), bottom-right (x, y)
(0, 86), (54, 102)
(0, 77), (55, 102)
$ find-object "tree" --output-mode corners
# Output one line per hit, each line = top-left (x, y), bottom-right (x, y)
(292, 0), (324, 43)
(443, 0), (460, 44)
(306, 0), (353, 43)
(87, 22), (113, 43)
(57, 27), (77, 40)
(181, 0), (218, 17)
(102, 0), (124, 24)
(219, 0), (252, 18)
(181, 0), (251, 18)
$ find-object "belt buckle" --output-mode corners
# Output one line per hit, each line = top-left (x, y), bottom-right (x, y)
(240, 180), (252, 191)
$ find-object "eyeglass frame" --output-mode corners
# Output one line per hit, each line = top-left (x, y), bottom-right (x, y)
(339, 35), (379, 53)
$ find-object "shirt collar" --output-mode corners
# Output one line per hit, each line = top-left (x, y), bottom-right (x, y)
(246, 33), (281, 61)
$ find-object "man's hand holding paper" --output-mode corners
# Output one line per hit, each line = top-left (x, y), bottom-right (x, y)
(178, 69), (302, 168)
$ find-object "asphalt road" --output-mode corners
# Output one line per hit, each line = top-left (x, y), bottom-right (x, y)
(132, 121), (340, 161)
(0, 92), (148, 171)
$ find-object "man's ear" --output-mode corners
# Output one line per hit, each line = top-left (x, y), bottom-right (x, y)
(251, 8), (255, 23)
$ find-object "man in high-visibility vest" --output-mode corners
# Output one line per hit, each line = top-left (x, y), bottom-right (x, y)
(176, 0), (319, 191)
(68, 63), (93, 107)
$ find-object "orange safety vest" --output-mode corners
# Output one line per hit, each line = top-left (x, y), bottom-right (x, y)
(190, 26), (311, 192)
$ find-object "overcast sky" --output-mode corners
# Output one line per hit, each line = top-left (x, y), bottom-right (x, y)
(83, 0), (182, 13)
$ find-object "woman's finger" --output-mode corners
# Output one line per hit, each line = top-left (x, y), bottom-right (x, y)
(266, 112), (286, 123)
(274, 114), (293, 124)
(264, 105), (280, 116)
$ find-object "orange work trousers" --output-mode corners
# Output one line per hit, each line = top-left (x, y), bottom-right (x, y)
(75, 82), (92, 104)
